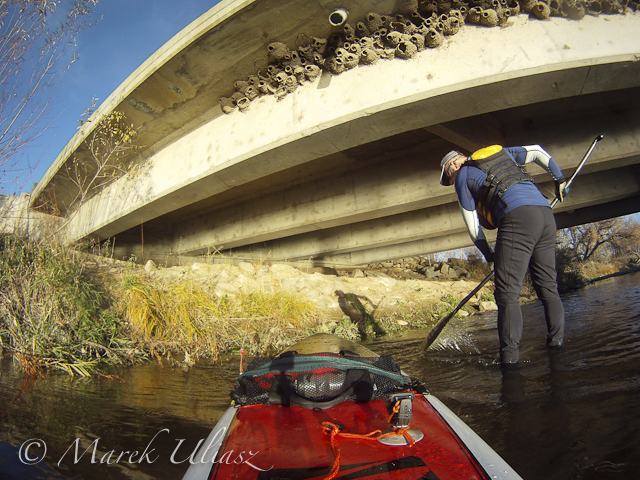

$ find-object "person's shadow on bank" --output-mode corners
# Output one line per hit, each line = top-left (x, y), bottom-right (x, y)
(334, 290), (385, 340)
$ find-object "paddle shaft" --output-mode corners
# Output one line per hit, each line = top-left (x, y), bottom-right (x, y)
(550, 134), (604, 208)
(421, 134), (604, 353)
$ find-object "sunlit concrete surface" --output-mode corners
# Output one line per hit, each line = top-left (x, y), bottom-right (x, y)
(29, 0), (640, 266)
(1, 194), (59, 239)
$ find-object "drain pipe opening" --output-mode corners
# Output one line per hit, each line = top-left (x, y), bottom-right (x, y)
(329, 9), (348, 26)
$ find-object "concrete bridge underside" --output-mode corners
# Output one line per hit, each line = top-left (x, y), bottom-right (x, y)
(30, 1), (640, 266)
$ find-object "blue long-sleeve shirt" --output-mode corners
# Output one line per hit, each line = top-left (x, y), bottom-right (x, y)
(454, 145), (564, 258)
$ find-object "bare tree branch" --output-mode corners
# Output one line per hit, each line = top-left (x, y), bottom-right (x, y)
(48, 107), (140, 238)
(0, 0), (98, 194)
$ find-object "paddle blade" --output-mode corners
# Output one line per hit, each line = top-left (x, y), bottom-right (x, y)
(420, 312), (455, 353)
(420, 271), (495, 354)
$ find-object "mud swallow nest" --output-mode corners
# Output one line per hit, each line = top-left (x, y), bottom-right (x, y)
(220, 0), (634, 113)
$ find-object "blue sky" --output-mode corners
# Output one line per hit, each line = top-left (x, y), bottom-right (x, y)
(12, 0), (219, 194)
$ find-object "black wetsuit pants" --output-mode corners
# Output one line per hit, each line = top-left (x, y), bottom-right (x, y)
(494, 205), (565, 364)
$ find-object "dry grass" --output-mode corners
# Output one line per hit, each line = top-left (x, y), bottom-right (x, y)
(579, 261), (618, 279)
(110, 272), (320, 359)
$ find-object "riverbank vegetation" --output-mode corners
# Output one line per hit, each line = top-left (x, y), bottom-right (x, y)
(0, 233), (322, 376)
(1, 216), (638, 377)
(0, 234), (463, 377)
(0, 235), (129, 376)
(111, 273), (318, 362)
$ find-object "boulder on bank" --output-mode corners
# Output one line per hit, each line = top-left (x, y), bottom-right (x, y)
(479, 301), (498, 312)
(366, 256), (471, 281)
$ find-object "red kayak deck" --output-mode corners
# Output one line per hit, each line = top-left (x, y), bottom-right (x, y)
(210, 394), (489, 480)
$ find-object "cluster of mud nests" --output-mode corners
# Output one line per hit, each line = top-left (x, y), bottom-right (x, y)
(220, 0), (634, 113)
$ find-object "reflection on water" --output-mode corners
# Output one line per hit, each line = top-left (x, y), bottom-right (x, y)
(0, 359), (239, 479)
(2, 272), (640, 479)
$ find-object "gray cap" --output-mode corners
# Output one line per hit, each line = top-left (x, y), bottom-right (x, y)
(439, 150), (463, 186)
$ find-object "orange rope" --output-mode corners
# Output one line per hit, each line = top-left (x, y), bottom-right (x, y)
(239, 349), (247, 373)
(320, 401), (416, 480)
(387, 400), (401, 424)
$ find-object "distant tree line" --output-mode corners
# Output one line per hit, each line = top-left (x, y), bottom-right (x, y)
(556, 216), (640, 287)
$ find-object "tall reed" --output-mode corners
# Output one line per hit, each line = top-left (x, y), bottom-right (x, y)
(0, 234), (137, 376)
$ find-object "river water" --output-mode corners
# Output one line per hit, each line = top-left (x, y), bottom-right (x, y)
(1, 272), (639, 480)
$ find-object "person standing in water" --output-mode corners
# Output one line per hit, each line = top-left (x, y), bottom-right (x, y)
(439, 145), (568, 366)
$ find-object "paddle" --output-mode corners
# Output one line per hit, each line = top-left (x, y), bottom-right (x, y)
(420, 134), (604, 353)
(550, 134), (604, 208)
